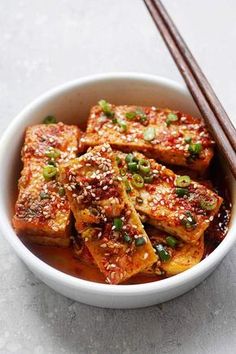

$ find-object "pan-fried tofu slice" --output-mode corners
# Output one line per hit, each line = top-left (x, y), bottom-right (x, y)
(13, 123), (82, 246)
(116, 151), (223, 244)
(22, 122), (80, 162)
(59, 144), (157, 284)
(142, 226), (204, 276)
(81, 101), (214, 172)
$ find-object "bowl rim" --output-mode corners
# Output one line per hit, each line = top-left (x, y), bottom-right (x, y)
(0, 72), (235, 296)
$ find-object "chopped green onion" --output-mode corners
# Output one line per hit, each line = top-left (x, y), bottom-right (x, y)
(188, 143), (202, 155)
(176, 187), (189, 197)
(125, 112), (136, 120)
(176, 175), (191, 187)
(58, 187), (65, 197)
(45, 148), (61, 159)
(128, 162), (138, 173)
(113, 218), (123, 231)
(131, 174), (144, 188)
(116, 156), (122, 166)
(125, 153), (134, 163)
(200, 196), (217, 211)
(166, 113), (178, 126)
(135, 237), (146, 246)
(43, 116), (57, 124)
(181, 211), (197, 230)
(43, 165), (58, 180)
(40, 191), (49, 200)
(140, 115), (147, 123)
(112, 117), (118, 124)
(136, 196), (143, 204)
(98, 99), (114, 117)
(166, 236), (178, 248)
(135, 108), (147, 123)
(120, 168), (126, 177)
(143, 127), (156, 141)
(155, 244), (171, 262)
(123, 233), (132, 243)
(184, 137), (192, 144)
(48, 160), (57, 166)
(118, 119), (127, 132)
(138, 159), (150, 175)
(144, 175), (154, 184)
(124, 179), (132, 193)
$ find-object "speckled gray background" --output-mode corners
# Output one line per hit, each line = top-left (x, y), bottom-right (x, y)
(0, 1), (235, 353)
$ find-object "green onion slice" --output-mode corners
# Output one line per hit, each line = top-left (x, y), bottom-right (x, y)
(43, 165), (58, 180)
(166, 113), (178, 126)
(176, 175), (191, 187)
(125, 153), (134, 163)
(48, 160), (57, 166)
(113, 218), (123, 231)
(43, 116), (57, 124)
(120, 168), (126, 177)
(181, 211), (197, 230)
(155, 244), (171, 262)
(125, 112), (136, 120)
(45, 148), (61, 159)
(200, 196), (218, 211)
(98, 99), (114, 117)
(128, 162), (138, 173)
(143, 126), (156, 141)
(188, 143), (202, 155)
(124, 180), (132, 193)
(118, 119), (127, 132)
(131, 174), (144, 188)
(123, 233), (132, 243)
(184, 137), (192, 144)
(135, 237), (146, 246)
(135, 108), (147, 122)
(140, 115), (147, 123)
(144, 175), (154, 184)
(138, 159), (150, 175)
(166, 236), (178, 248)
(176, 187), (189, 197)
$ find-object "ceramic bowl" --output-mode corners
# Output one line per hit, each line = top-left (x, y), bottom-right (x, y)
(0, 73), (235, 308)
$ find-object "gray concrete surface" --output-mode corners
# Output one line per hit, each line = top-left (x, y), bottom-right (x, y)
(0, 1), (235, 353)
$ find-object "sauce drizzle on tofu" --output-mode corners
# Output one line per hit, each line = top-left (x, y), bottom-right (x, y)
(13, 122), (82, 246)
(59, 144), (157, 284)
(81, 103), (214, 172)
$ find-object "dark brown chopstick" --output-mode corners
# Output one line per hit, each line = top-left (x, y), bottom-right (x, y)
(153, 0), (236, 152)
(143, 0), (236, 179)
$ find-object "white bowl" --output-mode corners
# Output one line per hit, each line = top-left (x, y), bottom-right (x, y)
(0, 73), (235, 309)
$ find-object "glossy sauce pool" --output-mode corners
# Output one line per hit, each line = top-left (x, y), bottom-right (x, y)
(22, 158), (231, 285)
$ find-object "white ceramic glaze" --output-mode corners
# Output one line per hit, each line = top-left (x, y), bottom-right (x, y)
(0, 73), (235, 309)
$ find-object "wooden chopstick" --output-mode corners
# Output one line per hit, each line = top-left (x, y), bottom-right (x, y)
(153, 0), (236, 152)
(144, 0), (236, 179)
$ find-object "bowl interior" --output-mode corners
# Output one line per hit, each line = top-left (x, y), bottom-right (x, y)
(0, 73), (235, 292)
